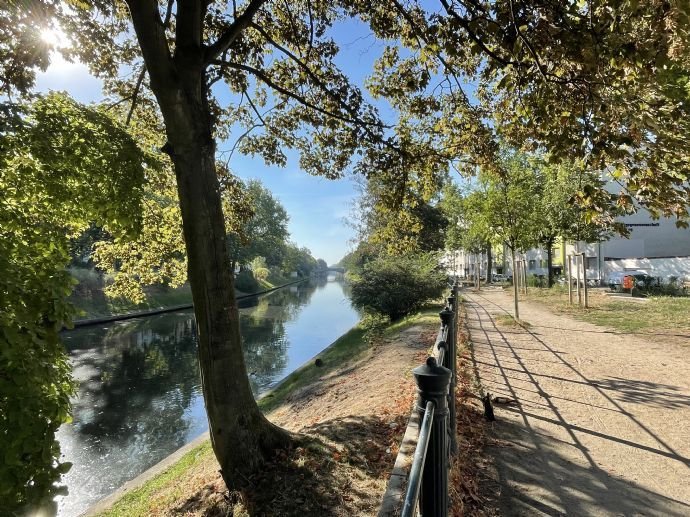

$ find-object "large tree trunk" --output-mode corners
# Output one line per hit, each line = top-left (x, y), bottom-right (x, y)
(170, 132), (290, 488)
(125, 0), (290, 487)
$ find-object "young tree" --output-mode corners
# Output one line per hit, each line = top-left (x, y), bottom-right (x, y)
(463, 153), (542, 318)
(440, 181), (496, 285)
(537, 160), (627, 287)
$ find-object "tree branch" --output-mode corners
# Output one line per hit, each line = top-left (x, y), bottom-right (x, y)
(438, 0), (519, 67)
(249, 22), (389, 129)
(176, 0), (203, 52)
(217, 60), (404, 156)
(221, 61), (356, 125)
(161, 0), (175, 28)
(124, 0), (175, 90)
(222, 123), (264, 166)
(204, 0), (268, 64)
(126, 66), (147, 126)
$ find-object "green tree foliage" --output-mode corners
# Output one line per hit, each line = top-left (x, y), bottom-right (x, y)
(0, 1), (55, 96)
(227, 179), (289, 271)
(349, 253), (447, 321)
(351, 175), (449, 256)
(92, 116), (254, 303)
(315, 258), (328, 275)
(282, 244), (318, 277)
(536, 159), (626, 285)
(359, 1), (690, 223)
(0, 93), (149, 511)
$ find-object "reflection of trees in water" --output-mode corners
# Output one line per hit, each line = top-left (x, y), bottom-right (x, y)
(67, 313), (199, 450)
(64, 279), (344, 443)
(241, 312), (289, 394)
(239, 279), (329, 393)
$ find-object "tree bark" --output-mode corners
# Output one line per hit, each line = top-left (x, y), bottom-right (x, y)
(124, 0), (290, 491)
(546, 238), (554, 288)
(485, 243), (492, 284)
(511, 247), (519, 320)
(171, 131), (290, 488)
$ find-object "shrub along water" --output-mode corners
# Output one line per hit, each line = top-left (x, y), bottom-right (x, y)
(348, 252), (447, 321)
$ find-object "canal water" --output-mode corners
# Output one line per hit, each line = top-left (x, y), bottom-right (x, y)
(54, 277), (358, 516)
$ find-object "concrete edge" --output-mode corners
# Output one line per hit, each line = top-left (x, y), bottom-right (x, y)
(80, 431), (210, 516)
(378, 408), (420, 517)
(72, 278), (308, 328)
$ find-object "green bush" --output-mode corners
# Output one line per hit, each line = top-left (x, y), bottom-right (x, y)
(234, 270), (260, 293)
(349, 253), (447, 320)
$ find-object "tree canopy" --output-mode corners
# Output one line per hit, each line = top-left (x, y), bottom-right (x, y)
(0, 93), (151, 510)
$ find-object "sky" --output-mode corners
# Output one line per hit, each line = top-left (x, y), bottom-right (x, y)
(34, 18), (393, 266)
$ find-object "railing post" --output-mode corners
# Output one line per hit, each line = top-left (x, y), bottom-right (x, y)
(413, 357), (451, 517)
(440, 305), (457, 456)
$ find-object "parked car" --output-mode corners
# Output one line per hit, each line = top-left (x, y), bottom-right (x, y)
(492, 273), (508, 283)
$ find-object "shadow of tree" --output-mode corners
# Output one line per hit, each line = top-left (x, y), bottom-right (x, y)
(593, 376), (690, 409)
(482, 416), (690, 517)
(169, 415), (405, 516)
(462, 295), (690, 516)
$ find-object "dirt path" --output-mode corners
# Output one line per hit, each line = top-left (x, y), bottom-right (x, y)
(463, 288), (690, 516)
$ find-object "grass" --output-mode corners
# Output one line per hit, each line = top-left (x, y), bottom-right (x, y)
(518, 286), (690, 339)
(258, 325), (369, 413)
(494, 313), (531, 329)
(71, 284), (194, 320)
(95, 307), (439, 516)
(582, 297), (690, 334)
(71, 272), (302, 321)
(99, 441), (215, 516)
(257, 271), (293, 291)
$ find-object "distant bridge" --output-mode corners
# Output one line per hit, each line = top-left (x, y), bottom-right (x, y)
(326, 267), (345, 274)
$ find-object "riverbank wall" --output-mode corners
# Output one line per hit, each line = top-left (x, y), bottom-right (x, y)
(71, 278), (308, 328)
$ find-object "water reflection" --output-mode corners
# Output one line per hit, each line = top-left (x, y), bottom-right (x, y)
(55, 278), (358, 516)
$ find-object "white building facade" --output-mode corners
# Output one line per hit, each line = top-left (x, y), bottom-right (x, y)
(567, 209), (690, 284)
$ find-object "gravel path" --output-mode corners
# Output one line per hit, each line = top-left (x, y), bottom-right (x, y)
(463, 288), (690, 517)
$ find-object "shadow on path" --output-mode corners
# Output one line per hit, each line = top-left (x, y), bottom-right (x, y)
(462, 292), (690, 516)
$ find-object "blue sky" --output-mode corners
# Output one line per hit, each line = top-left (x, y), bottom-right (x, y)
(35, 17), (392, 265)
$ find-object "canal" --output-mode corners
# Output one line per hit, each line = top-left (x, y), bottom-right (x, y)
(55, 277), (358, 516)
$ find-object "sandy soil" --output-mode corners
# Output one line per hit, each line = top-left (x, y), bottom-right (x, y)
(269, 325), (434, 430)
(463, 288), (690, 516)
(155, 323), (437, 517)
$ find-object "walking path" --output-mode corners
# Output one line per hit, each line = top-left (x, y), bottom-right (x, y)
(463, 289), (690, 516)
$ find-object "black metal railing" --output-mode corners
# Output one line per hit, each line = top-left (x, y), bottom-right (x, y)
(399, 280), (459, 517)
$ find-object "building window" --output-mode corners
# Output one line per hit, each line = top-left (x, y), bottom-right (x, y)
(587, 256), (597, 269)
(528, 260), (536, 270)
(539, 259), (547, 269)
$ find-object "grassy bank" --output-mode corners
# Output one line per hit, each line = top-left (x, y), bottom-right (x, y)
(70, 283), (194, 320)
(515, 286), (690, 339)
(93, 307), (439, 516)
(70, 268), (305, 321)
